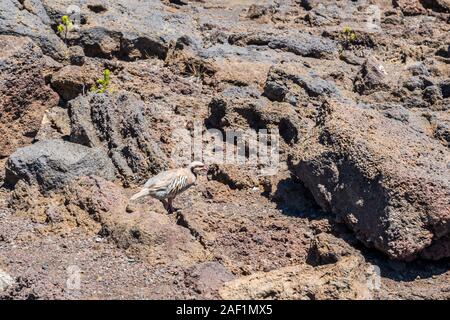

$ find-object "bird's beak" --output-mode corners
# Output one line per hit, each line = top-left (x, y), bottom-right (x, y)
(202, 165), (209, 173)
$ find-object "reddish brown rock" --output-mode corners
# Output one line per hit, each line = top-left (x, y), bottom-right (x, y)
(68, 91), (169, 186)
(213, 57), (271, 89)
(393, 0), (427, 16)
(103, 209), (208, 267)
(184, 262), (235, 298)
(50, 65), (98, 101)
(421, 236), (450, 260)
(219, 255), (377, 300)
(0, 35), (59, 157)
(353, 57), (390, 95)
(421, 0), (450, 13)
(35, 107), (71, 141)
(64, 176), (208, 266)
(208, 164), (260, 190)
(292, 101), (450, 261)
(307, 232), (356, 266)
(9, 176), (208, 266)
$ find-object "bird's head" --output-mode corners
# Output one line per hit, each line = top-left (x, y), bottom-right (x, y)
(189, 161), (208, 175)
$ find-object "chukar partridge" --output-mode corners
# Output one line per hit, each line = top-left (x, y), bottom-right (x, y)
(130, 161), (208, 213)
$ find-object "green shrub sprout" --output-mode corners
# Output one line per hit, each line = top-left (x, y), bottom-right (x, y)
(56, 15), (73, 43)
(343, 26), (357, 43)
(90, 69), (112, 94)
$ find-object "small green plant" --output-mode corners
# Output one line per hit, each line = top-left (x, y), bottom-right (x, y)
(343, 26), (357, 43)
(90, 69), (112, 94)
(56, 15), (73, 43)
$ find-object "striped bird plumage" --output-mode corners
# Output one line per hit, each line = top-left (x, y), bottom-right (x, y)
(130, 161), (207, 212)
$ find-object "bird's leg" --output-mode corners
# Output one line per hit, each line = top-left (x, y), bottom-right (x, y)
(167, 197), (174, 214)
(161, 199), (169, 211)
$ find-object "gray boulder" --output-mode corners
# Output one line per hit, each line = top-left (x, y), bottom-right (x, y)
(69, 92), (168, 185)
(0, 0), (68, 61)
(5, 140), (115, 191)
(267, 34), (337, 59)
(229, 32), (337, 59)
(41, 0), (201, 60)
(263, 64), (340, 104)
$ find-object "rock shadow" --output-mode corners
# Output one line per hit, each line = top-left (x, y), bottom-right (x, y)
(270, 176), (450, 282)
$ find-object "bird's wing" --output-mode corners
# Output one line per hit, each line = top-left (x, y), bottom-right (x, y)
(167, 174), (189, 197)
(143, 169), (180, 189)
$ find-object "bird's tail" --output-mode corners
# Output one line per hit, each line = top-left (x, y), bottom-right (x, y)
(130, 188), (149, 201)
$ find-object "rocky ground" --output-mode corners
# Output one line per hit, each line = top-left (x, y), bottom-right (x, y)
(0, 0), (449, 300)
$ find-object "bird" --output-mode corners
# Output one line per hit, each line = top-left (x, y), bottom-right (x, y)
(130, 161), (208, 213)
